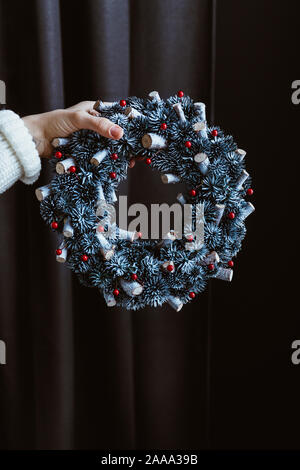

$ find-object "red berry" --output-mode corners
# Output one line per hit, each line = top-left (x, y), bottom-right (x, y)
(56, 249), (62, 256)
(69, 166), (76, 173)
(228, 260), (234, 268)
(189, 189), (197, 197)
(111, 153), (118, 160)
(160, 123), (167, 130)
(189, 292), (196, 299)
(131, 273), (138, 281)
(187, 235), (193, 242)
(177, 90), (184, 98)
(113, 288), (119, 296)
(97, 225), (104, 232)
(119, 100), (126, 107)
(137, 232), (142, 239)
(55, 151), (62, 159)
(247, 188), (254, 196)
(109, 171), (116, 179)
(51, 221), (58, 229)
(185, 140), (192, 148)
(211, 129), (218, 137)
(145, 158), (152, 165)
(81, 254), (88, 262)
(208, 263), (215, 271)
(228, 211), (235, 220)
(167, 264), (174, 272)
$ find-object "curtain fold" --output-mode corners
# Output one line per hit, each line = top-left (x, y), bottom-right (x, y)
(1, 0), (298, 451)
(0, 0), (212, 449)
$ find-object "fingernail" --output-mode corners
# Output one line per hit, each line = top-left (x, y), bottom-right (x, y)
(109, 125), (123, 139)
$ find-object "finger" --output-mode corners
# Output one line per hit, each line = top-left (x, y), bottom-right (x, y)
(73, 111), (124, 139)
(129, 158), (136, 168)
(68, 100), (115, 112)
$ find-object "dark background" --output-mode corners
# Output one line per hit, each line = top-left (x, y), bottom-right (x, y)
(0, 0), (299, 450)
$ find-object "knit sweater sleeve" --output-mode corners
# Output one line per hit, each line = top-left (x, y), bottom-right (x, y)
(0, 110), (41, 194)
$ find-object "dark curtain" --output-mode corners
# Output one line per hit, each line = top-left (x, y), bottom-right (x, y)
(0, 0), (299, 450)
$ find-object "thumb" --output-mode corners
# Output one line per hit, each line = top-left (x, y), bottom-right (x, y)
(74, 111), (124, 140)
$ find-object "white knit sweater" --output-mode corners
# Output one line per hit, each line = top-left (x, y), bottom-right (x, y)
(0, 110), (41, 194)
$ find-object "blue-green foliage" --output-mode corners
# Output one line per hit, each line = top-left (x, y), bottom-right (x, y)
(39, 93), (253, 310)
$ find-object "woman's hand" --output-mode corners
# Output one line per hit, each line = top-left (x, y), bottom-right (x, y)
(22, 101), (124, 158)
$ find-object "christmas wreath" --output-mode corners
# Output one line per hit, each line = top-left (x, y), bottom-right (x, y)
(35, 91), (254, 311)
